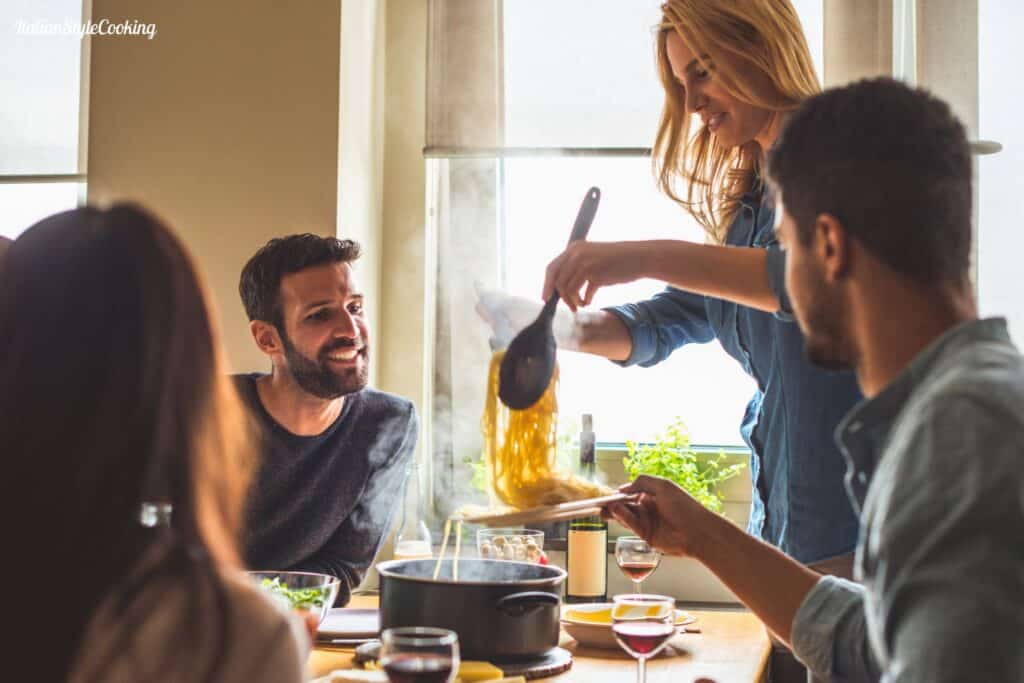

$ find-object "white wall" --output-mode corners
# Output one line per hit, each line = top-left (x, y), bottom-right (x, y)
(87, 0), (342, 372)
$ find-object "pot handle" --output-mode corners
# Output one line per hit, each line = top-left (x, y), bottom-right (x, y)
(496, 591), (561, 617)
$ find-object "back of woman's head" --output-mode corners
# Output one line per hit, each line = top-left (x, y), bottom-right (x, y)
(655, 0), (819, 241)
(0, 204), (253, 680)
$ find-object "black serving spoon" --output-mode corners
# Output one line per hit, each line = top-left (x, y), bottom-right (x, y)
(498, 186), (601, 410)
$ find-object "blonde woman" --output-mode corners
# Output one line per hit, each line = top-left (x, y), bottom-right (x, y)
(483, 1), (861, 578)
(0, 205), (307, 682)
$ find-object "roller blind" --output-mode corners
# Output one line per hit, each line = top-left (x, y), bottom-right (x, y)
(425, 0), (666, 156)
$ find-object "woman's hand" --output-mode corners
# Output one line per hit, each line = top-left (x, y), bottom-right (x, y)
(542, 241), (654, 312)
(605, 475), (717, 558)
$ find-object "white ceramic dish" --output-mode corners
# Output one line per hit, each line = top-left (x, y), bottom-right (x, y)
(317, 607), (380, 639)
(561, 603), (695, 650)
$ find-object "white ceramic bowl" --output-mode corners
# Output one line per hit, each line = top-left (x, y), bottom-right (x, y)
(561, 602), (694, 650)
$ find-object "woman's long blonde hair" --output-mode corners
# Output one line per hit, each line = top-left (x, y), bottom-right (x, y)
(654, 0), (820, 242)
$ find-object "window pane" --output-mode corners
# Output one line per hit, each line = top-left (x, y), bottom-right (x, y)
(503, 156), (755, 446)
(977, 0), (1024, 339)
(430, 0), (827, 469)
(0, 0), (84, 174)
(0, 183), (83, 239)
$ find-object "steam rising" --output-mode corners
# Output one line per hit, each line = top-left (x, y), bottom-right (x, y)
(380, 558), (565, 584)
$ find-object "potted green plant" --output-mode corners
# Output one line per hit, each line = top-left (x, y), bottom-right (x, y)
(623, 418), (745, 513)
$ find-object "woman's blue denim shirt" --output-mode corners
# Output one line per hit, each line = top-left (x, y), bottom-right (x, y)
(605, 188), (861, 564)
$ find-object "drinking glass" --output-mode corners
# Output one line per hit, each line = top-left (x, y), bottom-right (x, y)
(615, 536), (661, 593)
(380, 627), (459, 683)
(611, 594), (676, 683)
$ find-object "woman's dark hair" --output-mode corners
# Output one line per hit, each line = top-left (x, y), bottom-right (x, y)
(239, 233), (362, 330)
(0, 204), (255, 682)
(768, 77), (972, 285)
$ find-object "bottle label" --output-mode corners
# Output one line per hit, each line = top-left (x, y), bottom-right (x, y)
(567, 528), (607, 597)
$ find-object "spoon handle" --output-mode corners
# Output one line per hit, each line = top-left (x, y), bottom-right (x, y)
(540, 291), (559, 321)
(567, 187), (601, 245)
(547, 187), (602, 313)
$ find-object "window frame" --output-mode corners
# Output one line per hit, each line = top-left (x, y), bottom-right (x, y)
(422, 150), (756, 532)
(1, 0), (90, 234)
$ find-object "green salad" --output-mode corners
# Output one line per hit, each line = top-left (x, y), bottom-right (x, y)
(260, 577), (327, 610)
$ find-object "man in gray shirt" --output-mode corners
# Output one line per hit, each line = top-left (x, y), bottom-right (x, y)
(237, 234), (417, 605)
(607, 77), (1024, 681)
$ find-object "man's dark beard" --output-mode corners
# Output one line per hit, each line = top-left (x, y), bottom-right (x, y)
(279, 330), (369, 399)
(806, 332), (853, 371)
(800, 291), (855, 372)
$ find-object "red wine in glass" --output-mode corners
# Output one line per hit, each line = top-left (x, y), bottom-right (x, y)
(619, 561), (659, 582)
(382, 653), (455, 683)
(615, 536), (661, 593)
(612, 593), (675, 683)
(612, 622), (676, 657)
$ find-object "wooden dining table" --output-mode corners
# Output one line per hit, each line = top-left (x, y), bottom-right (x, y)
(308, 595), (770, 682)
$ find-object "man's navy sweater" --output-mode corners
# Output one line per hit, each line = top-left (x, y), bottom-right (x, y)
(234, 374), (417, 605)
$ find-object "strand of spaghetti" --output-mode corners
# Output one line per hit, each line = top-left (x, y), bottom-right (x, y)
(433, 517), (452, 581)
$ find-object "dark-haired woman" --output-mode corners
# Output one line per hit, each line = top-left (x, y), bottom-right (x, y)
(0, 205), (306, 682)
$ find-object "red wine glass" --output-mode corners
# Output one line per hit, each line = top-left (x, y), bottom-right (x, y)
(380, 627), (459, 683)
(611, 594), (676, 683)
(615, 535), (661, 593)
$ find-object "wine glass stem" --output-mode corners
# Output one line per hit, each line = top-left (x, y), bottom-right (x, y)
(636, 656), (647, 683)
(634, 579), (642, 593)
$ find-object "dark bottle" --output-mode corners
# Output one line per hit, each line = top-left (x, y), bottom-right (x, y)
(565, 413), (608, 603)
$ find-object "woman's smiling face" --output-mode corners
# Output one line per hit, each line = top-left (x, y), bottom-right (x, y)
(665, 29), (776, 149)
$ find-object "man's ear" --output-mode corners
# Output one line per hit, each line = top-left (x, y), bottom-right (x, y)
(250, 320), (284, 358)
(815, 213), (851, 283)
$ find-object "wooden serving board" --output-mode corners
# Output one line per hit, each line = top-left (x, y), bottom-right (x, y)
(460, 493), (632, 527)
(497, 647), (573, 679)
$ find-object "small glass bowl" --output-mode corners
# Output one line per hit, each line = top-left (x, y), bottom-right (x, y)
(248, 570), (340, 632)
(477, 528), (546, 563)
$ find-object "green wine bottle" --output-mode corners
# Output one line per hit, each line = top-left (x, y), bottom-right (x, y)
(565, 414), (607, 604)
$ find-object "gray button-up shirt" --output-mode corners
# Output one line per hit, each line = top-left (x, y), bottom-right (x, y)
(791, 317), (1024, 682)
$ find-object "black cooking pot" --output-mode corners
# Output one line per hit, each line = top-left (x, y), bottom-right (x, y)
(377, 558), (566, 661)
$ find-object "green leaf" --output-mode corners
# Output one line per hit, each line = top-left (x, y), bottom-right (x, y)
(259, 577), (327, 610)
(623, 417), (745, 513)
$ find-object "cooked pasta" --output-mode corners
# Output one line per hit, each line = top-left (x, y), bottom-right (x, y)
(433, 517), (463, 580)
(421, 354), (610, 578)
(433, 518), (452, 580)
(481, 350), (611, 509)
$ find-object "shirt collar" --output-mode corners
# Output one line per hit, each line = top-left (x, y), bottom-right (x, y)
(835, 317), (1010, 509)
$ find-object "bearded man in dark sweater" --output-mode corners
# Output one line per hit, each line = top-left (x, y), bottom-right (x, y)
(236, 234), (417, 606)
